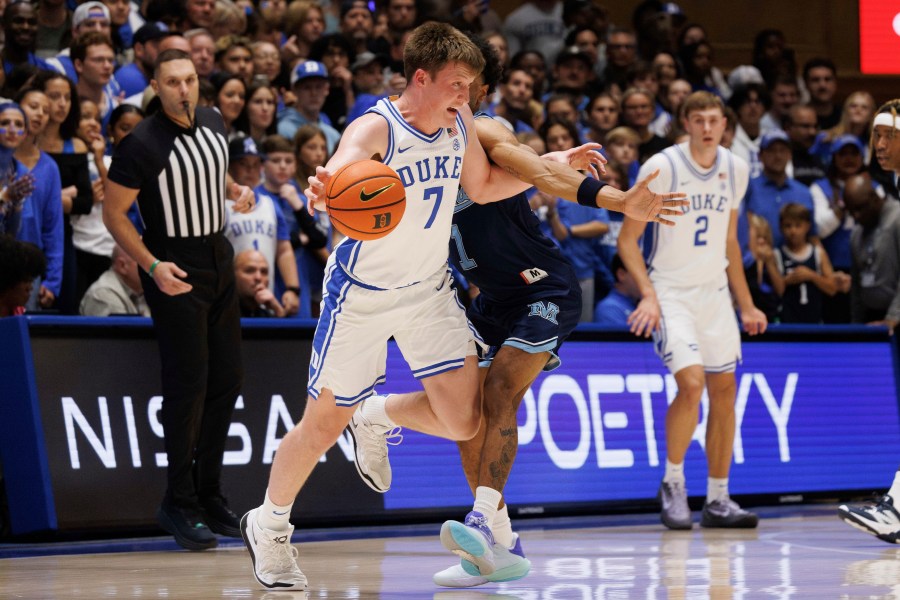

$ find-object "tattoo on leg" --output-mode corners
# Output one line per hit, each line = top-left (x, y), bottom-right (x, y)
(488, 427), (518, 489)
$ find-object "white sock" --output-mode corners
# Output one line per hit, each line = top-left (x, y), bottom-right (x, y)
(492, 504), (514, 548)
(473, 486), (502, 528)
(257, 490), (293, 531)
(707, 477), (729, 504)
(363, 394), (396, 430)
(664, 459), (685, 483)
(888, 470), (900, 500)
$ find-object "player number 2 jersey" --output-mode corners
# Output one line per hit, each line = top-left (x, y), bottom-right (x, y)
(332, 97), (468, 289)
(638, 142), (749, 287)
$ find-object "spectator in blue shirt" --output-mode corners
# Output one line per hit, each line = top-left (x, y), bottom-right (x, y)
(739, 128), (816, 264)
(594, 253), (640, 326)
(113, 22), (165, 99)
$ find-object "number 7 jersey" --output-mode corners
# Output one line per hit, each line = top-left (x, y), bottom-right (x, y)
(333, 97), (468, 289)
(637, 142), (750, 287)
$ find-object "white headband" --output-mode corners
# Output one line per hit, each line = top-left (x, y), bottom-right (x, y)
(874, 113), (900, 130)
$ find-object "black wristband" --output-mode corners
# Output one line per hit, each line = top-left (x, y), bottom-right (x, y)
(285, 287), (300, 295)
(577, 178), (606, 207)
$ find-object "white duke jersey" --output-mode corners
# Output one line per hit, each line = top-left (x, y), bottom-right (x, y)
(638, 142), (749, 287)
(333, 97), (468, 289)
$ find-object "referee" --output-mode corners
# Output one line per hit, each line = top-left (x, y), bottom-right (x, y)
(103, 49), (255, 551)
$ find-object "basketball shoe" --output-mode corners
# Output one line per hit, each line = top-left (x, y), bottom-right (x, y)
(839, 495), (900, 543)
(440, 511), (497, 576)
(348, 397), (402, 493)
(157, 502), (217, 551)
(659, 480), (693, 530)
(433, 533), (531, 587)
(241, 508), (308, 591)
(701, 497), (759, 528)
(200, 494), (241, 537)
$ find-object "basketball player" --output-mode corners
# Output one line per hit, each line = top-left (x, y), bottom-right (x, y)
(239, 23), (555, 591)
(429, 34), (688, 587)
(617, 91), (768, 531)
(837, 100), (900, 544)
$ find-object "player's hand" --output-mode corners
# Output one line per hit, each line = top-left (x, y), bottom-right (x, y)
(741, 306), (767, 336)
(545, 143), (607, 178)
(152, 261), (193, 296)
(306, 166), (331, 215)
(623, 170), (688, 226)
(230, 183), (255, 213)
(627, 295), (661, 338)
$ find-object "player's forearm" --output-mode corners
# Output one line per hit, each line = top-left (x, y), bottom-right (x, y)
(490, 141), (585, 202)
(726, 239), (756, 311)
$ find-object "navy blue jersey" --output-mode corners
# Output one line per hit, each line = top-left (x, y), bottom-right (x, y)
(776, 243), (824, 324)
(450, 187), (579, 306)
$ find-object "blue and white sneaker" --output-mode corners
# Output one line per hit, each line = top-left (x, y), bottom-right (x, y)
(839, 494), (900, 544)
(433, 533), (531, 587)
(440, 511), (496, 576)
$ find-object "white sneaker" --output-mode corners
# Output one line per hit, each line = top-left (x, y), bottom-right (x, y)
(440, 511), (496, 576)
(240, 508), (308, 591)
(839, 494), (900, 543)
(433, 533), (531, 588)
(348, 397), (402, 493)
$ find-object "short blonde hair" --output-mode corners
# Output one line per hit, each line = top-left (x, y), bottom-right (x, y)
(605, 126), (641, 146)
(403, 22), (485, 82)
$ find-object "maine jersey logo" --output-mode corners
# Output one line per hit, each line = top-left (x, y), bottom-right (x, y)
(520, 267), (548, 284)
(528, 301), (559, 324)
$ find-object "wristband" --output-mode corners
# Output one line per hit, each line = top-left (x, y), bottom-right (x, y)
(285, 286), (300, 295)
(148, 259), (160, 277)
(577, 178), (606, 207)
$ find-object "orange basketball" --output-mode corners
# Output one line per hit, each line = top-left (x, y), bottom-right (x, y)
(325, 160), (406, 241)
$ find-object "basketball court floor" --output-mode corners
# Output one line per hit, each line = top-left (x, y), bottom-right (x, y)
(1, 505), (898, 598)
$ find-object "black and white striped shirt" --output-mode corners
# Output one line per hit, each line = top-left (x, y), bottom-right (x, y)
(108, 107), (229, 240)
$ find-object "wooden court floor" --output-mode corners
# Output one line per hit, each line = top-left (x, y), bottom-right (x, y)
(1, 506), (899, 599)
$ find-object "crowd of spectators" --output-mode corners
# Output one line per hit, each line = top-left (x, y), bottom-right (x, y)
(1, 0), (898, 329)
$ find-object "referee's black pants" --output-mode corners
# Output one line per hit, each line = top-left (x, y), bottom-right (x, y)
(141, 233), (243, 509)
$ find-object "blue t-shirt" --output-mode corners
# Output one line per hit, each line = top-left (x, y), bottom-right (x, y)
(114, 63), (148, 98)
(556, 199), (610, 280)
(739, 173), (816, 264)
(593, 288), (635, 325)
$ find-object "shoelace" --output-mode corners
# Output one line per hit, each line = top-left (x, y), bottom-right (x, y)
(362, 425), (403, 461)
(261, 535), (302, 576)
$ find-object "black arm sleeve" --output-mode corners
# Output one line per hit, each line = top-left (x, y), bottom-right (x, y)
(294, 209), (328, 250)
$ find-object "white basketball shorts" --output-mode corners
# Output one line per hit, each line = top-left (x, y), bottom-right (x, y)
(307, 259), (480, 406)
(652, 277), (741, 375)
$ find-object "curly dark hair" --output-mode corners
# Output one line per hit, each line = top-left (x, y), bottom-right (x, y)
(0, 234), (46, 293)
(462, 31), (503, 95)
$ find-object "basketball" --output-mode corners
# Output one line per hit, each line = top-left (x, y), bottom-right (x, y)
(325, 160), (406, 241)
